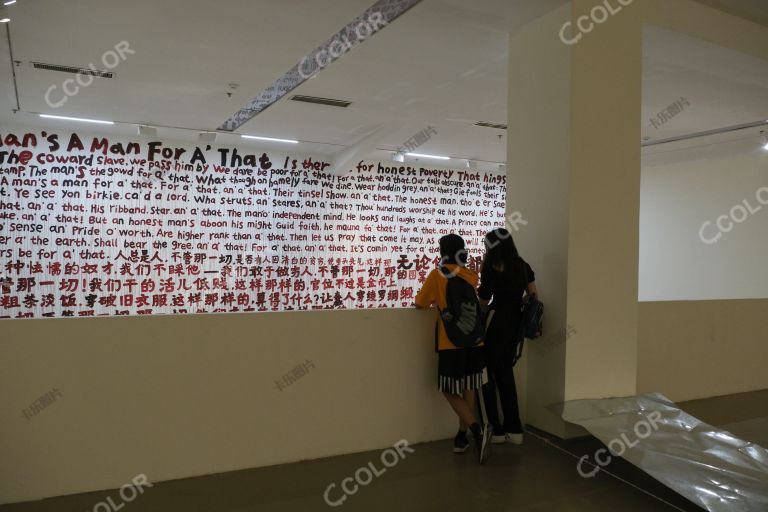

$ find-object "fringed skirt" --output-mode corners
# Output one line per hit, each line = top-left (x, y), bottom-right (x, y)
(437, 347), (487, 394)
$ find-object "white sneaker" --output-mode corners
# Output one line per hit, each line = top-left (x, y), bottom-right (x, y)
(506, 433), (524, 445)
(491, 433), (507, 445)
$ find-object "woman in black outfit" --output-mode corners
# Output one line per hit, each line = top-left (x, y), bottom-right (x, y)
(478, 229), (538, 445)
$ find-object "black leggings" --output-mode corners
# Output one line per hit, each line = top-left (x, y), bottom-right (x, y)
(482, 309), (523, 433)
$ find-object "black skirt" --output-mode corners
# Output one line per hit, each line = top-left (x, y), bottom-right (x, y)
(437, 347), (487, 394)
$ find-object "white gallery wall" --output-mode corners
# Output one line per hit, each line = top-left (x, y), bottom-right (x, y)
(637, 138), (768, 402)
(0, 121), (507, 503)
(637, 14), (768, 402)
(639, 140), (768, 302)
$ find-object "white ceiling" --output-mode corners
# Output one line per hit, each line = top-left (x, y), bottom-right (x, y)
(1, 0), (767, 167)
(1, 0), (569, 166)
(641, 24), (768, 164)
(692, 0), (768, 28)
(642, 25), (768, 139)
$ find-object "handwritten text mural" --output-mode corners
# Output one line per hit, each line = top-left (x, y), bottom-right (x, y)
(0, 128), (506, 318)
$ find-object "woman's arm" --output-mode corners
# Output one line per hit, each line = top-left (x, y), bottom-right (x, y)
(522, 259), (538, 299)
(414, 270), (436, 309)
(478, 264), (493, 311)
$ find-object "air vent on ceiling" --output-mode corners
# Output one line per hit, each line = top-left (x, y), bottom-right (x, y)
(475, 121), (507, 130)
(31, 62), (114, 79)
(290, 95), (351, 108)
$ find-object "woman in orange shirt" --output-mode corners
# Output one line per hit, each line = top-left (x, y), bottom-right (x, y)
(415, 234), (491, 464)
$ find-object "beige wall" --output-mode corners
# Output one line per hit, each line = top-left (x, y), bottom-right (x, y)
(635, 4), (768, 401)
(0, 309), (456, 504)
(564, 0), (643, 402)
(509, 0), (643, 435)
(511, 0), (768, 437)
(507, 3), (573, 437)
(3, 0), (768, 505)
(638, 299), (768, 401)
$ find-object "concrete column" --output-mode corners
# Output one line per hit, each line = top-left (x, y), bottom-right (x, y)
(508, 0), (768, 437)
(506, 3), (573, 437)
(564, 0), (642, 402)
(507, 0), (642, 436)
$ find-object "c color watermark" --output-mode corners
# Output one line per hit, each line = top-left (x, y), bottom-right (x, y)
(299, 13), (387, 79)
(559, 0), (634, 46)
(45, 41), (135, 109)
(577, 411), (662, 478)
(699, 186), (768, 245)
(86, 474), (152, 512)
(323, 440), (414, 507)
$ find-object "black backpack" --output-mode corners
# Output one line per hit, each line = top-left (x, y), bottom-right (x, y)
(437, 268), (485, 349)
(512, 263), (543, 365)
(520, 295), (544, 340)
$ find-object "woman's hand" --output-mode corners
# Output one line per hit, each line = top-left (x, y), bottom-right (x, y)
(526, 282), (539, 299)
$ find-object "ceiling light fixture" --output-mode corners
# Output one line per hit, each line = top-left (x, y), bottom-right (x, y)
(39, 114), (114, 125)
(138, 125), (158, 137)
(241, 135), (298, 144)
(199, 132), (217, 143)
(407, 153), (450, 160)
(762, 138), (768, 151)
(291, 95), (351, 108)
(3, 0), (16, 5)
(0, 17), (10, 22)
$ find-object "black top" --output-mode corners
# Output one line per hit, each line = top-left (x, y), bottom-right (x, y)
(478, 257), (535, 310)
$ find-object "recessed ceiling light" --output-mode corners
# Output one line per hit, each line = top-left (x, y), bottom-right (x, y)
(475, 121), (507, 130)
(241, 135), (298, 144)
(0, 18), (10, 22)
(39, 114), (114, 125)
(407, 153), (450, 160)
(138, 125), (158, 137)
(199, 132), (217, 143)
(3, 0), (16, 5)
(290, 95), (351, 108)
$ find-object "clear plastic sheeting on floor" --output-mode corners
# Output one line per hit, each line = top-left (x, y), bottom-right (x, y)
(560, 393), (768, 512)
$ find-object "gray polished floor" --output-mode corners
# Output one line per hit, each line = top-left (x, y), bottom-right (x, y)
(3, 390), (766, 512)
(0, 434), (686, 512)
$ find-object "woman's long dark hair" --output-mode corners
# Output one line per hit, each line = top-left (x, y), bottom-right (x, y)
(482, 228), (525, 285)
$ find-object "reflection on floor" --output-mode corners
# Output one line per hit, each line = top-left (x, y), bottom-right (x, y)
(1, 390), (765, 512)
(680, 389), (768, 449)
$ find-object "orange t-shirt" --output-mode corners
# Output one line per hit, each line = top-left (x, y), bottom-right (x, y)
(415, 265), (482, 351)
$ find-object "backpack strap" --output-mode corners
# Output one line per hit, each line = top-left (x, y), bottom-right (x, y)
(435, 267), (447, 353)
(514, 259), (529, 367)
(521, 258), (531, 295)
(512, 337), (525, 367)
